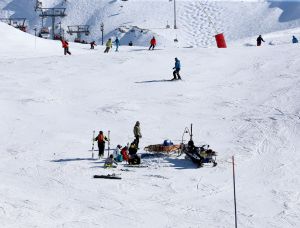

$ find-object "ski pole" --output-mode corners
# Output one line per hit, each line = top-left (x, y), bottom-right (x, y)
(107, 130), (110, 157)
(92, 130), (95, 159)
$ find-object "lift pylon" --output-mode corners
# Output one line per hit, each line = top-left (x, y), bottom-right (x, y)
(39, 7), (66, 39)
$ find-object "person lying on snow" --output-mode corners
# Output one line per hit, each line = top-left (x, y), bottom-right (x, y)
(105, 154), (118, 167)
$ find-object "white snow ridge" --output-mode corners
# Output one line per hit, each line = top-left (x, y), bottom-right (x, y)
(1, 1), (300, 228)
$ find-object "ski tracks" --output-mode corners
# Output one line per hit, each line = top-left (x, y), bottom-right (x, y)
(179, 1), (224, 47)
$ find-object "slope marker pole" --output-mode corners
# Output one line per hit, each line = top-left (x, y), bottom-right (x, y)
(232, 156), (238, 228)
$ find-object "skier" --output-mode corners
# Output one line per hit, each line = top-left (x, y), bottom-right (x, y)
(129, 41), (133, 46)
(104, 38), (113, 53)
(133, 121), (142, 148)
(113, 145), (123, 162)
(121, 146), (129, 162)
(292, 35), (298, 44)
(149, 36), (156, 50)
(104, 154), (118, 167)
(94, 131), (108, 158)
(61, 38), (71, 55)
(172, 57), (181, 80)
(90, 41), (97, 49)
(256, 35), (265, 46)
(114, 37), (120, 52)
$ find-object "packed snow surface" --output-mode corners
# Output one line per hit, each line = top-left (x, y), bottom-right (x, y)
(1, 17), (300, 228)
(3, 0), (300, 47)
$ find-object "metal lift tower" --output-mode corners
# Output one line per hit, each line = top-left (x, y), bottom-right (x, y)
(39, 8), (66, 39)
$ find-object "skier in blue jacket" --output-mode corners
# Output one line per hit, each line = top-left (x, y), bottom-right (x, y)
(292, 35), (298, 44)
(172, 57), (181, 80)
(114, 37), (120, 52)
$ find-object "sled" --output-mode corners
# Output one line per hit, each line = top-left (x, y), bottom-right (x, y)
(144, 144), (181, 153)
(93, 174), (121, 179)
(182, 144), (217, 168)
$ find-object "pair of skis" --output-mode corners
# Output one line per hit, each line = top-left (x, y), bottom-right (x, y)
(91, 130), (111, 159)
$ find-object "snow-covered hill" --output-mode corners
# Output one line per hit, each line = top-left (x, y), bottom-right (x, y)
(1, 13), (300, 227)
(3, 0), (300, 47)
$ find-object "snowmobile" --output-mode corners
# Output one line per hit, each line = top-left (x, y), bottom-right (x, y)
(180, 124), (217, 167)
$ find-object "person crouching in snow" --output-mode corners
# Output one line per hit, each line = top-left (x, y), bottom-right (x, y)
(172, 57), (181, 80)
(149, 36), (156, 50)
(121, 146), (129, 163)
(105, 154), (118, 167)
(61, 38), (71, 55)
(90, 41), (97, 49)
(292, 35), (298, 44)
(104, 38), (112, 53)
(113, 145), (123, 162)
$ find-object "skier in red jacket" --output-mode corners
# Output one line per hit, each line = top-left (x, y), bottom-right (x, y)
(61, 39), (71, 55)
(149, 36), (156, 50)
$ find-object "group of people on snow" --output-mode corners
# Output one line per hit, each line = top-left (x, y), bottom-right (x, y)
(94, 121), (142, 167)
(256, 34), (299, 46)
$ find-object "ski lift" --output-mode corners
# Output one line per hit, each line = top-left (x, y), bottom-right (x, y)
(39, 27), (50, 38)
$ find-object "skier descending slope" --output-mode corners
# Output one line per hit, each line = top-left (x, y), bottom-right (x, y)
(114, 37), (120, 52)
(90, 41), (97, 49)
(256, 35), (265, 46)
(94, 131), (108, 158)
(61, 38), (71, 55)
(172, 57), (182, 80)
(149, 36), (156, 50)
(104, 38), (112, 53)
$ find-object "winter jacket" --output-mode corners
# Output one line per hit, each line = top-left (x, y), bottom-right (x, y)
(256, 36), (265, 46)
(106, 40), (113, 48)
(61, 40), (68, 48)
(95, 133), (108, 144)
(129, 143), (138, 155)
(174, 60), (181, 70)
(150, 38), (156, 46)
(292, 36), (298, 44)
(105, 157), (117, 166)
(115, 38), (120, 45)
(133, 125), (142, 138)
(121, 148), (129, 161)
(113, 147), (121, 158)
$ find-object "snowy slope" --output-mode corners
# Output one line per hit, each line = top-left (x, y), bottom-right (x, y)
(3, 0), (300, 47)
(1, 19), (300, 228)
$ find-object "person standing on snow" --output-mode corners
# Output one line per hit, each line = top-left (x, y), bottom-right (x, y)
(114, 37), (120, 52)
(90, 41), (97, 49)
(256, 35), (265, 46)
(149, 36), (156, 50)
(104, 38), (113, 53)
(94, 131), (108, 158)
(172, 57), (181, 80)
(292, 35), (298, 44)
(61, 38), (71, 55)
(133, 121), (142, 148)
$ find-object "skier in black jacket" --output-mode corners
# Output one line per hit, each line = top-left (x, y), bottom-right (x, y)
(257, 35), (265, 46)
